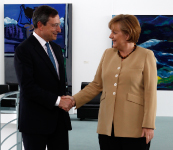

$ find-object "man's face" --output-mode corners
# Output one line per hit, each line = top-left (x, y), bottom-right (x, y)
(40, 15), (61, 42)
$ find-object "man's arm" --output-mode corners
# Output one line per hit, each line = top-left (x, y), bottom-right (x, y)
(14, 44), (72, 110)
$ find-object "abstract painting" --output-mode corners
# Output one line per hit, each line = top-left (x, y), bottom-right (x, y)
(112, 15), (173, 90)
(4, 4), (72, 94)
(135, 15), (173, 90)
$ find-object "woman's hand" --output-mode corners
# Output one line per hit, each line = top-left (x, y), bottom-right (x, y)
(141, 128), (154, 144)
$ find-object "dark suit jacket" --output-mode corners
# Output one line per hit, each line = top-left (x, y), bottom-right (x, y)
(14, 34), (72, 134)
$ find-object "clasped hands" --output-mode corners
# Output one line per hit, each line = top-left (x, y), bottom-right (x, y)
(59, 95), (75, 112)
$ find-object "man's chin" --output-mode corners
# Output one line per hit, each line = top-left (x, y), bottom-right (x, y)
(51, 37), (57, 41)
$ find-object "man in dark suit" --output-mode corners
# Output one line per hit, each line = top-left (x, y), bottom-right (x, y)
(14, 5), (73, 150)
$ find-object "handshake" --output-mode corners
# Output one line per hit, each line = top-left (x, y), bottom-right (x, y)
(59, 95), (76, 112)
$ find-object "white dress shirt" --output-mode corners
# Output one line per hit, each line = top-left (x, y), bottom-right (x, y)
(33, 32), (61, 106)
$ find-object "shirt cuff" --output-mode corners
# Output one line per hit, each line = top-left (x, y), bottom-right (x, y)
(55, 96), (61, 106)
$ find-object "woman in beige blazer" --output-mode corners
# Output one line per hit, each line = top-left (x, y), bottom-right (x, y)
(64, 14), (157, 150)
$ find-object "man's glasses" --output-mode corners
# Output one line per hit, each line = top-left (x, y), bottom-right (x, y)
(48, 23), (61, 28)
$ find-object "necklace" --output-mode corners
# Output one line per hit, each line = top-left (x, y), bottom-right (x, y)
(118, 45), (136, 59)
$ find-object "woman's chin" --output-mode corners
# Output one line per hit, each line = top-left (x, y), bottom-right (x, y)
(112, 45), (117, 48)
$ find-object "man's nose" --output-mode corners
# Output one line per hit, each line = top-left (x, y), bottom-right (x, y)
(57, 26), (61, 33)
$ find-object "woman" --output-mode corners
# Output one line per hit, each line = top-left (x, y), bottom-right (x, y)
(65, 14), (157, 150)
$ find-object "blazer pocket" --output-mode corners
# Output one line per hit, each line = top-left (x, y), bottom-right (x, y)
(100, 92), (106, 102)
(127, 93), (144, 106)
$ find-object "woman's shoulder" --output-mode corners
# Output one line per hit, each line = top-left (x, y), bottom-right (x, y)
(136, 46), (153, 54)
(102, 48), (118, 58)
(136, 46), (155, 58)
(105, 48), (118, 53)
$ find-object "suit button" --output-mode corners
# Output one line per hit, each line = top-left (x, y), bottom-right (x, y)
(115, 74), (118, 77)
(117, 67), (120, 70)
(114, 83), (117, 86)
(113, 92), (116, 95)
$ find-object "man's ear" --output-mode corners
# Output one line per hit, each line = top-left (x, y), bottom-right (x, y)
(37, 21), (43, 31)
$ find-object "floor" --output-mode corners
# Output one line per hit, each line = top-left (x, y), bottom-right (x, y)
(1, 115), (173, 150)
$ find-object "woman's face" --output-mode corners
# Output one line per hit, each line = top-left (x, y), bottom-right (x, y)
(109, 23), (129, 49)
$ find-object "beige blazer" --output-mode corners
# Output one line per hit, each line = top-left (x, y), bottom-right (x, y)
(73, 46), (157, 138)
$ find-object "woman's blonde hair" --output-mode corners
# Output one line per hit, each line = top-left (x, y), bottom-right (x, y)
(109, 14), (141, 43)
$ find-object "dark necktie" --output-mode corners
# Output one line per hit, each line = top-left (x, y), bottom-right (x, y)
(45, 42), (57, 72)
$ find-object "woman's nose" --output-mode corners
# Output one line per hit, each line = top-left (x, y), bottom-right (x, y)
(109, 33), (113, 39)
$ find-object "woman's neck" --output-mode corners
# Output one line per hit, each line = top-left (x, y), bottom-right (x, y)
(118, 43), (135, 57)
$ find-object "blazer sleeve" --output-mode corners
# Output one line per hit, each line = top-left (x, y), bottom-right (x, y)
(142, 50), (157, 129)
(14, 44), (58, 110)
(73, 49), (107, 109)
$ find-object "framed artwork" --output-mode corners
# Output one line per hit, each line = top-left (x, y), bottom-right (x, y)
(112, 15), (173, 90)
(4, 4), (72, 94)
(136, 15), (173, 90)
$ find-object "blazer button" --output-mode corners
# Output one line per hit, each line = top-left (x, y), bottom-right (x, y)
(114, 83), (117, 86)
(117, 67), (120, 70)
(115, 74), (118, 77)
(113, 92), (116, 95)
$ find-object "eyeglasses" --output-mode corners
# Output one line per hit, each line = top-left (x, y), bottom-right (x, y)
(48, 23), (61, 28)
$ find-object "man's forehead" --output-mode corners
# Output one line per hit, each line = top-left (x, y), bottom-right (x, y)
(48, 15), (60, 21)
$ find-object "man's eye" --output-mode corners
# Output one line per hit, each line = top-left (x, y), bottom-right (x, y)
(55, 24), (60, 27)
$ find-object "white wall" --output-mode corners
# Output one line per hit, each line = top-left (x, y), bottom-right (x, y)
(0, 0), (173, 116)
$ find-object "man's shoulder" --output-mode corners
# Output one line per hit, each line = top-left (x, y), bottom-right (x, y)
(17, 35), (35, 48)
(15, 35), (36, 55)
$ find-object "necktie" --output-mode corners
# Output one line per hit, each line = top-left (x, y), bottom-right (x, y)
(45, 42), (57, 73)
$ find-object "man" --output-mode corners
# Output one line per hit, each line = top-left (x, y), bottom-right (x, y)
(14, 5), (73, 150)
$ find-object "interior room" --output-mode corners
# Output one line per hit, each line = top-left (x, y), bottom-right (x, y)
(0, 0), (173, 149)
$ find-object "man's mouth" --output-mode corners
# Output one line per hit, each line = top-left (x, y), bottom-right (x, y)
(53, 33), (58, 36)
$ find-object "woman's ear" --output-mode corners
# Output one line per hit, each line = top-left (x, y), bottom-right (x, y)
(125, 34), (129, 41)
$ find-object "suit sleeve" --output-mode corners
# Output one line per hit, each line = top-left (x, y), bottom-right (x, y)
(73, 49), (107, 109)
(14, 44), (58, 110)
(142, 50), (157, 129)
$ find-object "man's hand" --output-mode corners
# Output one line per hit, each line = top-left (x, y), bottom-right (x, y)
(141, 128), (154, 144)
(63, 95), (76, 106)
(59, 96), (73, 112)
(59, 95), (75, 112)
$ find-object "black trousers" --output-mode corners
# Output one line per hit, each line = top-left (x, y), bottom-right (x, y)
(99, 125), (150, 150)
(22, 122), (69, 150)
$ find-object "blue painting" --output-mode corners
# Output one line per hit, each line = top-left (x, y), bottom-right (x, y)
(4, 4), (72, 95)
(112, 15), (173, 90)
(4, 4), (69, 57)
(135, 15), (173, 90)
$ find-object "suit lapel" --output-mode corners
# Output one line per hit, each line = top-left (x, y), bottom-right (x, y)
(28, 35), (59, 80)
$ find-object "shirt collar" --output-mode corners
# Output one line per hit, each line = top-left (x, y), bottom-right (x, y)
(33, 32), (48, 47)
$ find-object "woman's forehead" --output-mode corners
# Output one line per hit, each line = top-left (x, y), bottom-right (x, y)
(110, 23), (121, 31)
